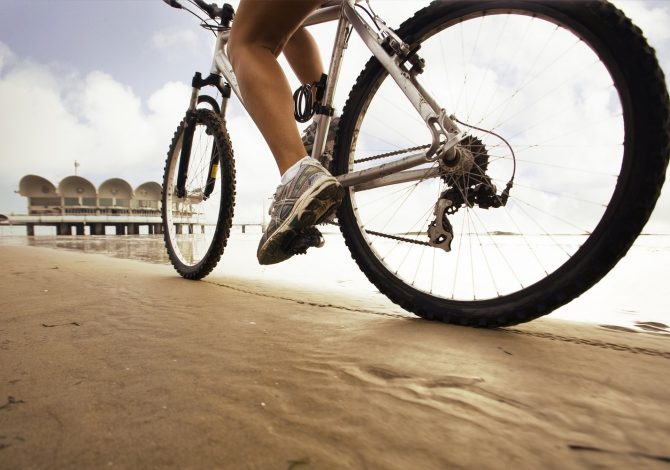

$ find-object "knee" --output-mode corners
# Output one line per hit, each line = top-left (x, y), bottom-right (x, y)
(228, 35), (285, 71)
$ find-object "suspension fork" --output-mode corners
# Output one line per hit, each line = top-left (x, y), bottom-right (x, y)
(204, 83), (232, 199)
(176, 72), (231, 199)
(175, 111), (197, 199)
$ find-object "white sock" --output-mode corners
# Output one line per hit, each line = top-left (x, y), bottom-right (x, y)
(281, 156), (311, 185)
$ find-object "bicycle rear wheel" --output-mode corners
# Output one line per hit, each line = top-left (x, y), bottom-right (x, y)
(162, 108), (236, 280)
(334, 1), (669, 326)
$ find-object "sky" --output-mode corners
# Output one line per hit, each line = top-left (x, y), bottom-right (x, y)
(0, 0), (669, 229)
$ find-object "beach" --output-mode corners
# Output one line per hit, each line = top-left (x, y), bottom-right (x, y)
(1, 243), (669, 469)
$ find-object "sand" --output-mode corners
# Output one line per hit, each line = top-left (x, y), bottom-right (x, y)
(1, 245), (669, 469)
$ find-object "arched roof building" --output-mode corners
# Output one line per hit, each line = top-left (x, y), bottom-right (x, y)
(18, 175), (58, 198)
(99, 178), (134, 209)
(18, 175), (62, 214)
(133, 182), (162, 210)
(135, 181), (161, 200)
(16, 175), (161, 215)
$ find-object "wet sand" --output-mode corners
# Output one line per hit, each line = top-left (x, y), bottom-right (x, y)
(1, 245), (669, 469)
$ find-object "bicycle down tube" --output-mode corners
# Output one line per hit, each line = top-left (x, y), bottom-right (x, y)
(207, 0), (460, 190)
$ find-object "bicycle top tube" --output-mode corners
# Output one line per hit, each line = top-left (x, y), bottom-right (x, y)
(214, 0), (348, 41)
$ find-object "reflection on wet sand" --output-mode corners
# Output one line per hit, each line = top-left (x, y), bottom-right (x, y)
(18, 235), (171, 265)
(1, 233), (669, 332)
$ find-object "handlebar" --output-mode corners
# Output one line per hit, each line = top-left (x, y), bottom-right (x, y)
(163, 0), (234, 26)
(192, 0), (218, 19)
(162, 0), (182, 9)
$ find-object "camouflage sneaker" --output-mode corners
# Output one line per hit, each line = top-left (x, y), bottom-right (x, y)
(257, 158), (343, 265)
(302, 116), (340, 170)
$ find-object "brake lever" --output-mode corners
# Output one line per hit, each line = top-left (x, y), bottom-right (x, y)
(162, 0), (183, 9)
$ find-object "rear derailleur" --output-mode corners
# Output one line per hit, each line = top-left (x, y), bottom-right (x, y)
(427, 135), (513, 252)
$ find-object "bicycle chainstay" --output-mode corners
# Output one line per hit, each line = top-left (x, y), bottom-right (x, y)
(345, 143), (435, 246)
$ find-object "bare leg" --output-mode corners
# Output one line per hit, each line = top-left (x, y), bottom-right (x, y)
(284, 27), (324, 86)
(228, 0), (322, 175)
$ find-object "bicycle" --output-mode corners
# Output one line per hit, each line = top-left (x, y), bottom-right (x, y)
(161, 0), (670, 327)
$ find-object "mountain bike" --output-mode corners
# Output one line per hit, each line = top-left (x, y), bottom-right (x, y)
(161, 0), (670, 327)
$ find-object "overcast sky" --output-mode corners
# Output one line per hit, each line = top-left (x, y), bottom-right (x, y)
(1, 0), (669, 229)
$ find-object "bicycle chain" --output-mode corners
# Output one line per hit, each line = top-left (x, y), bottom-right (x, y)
(325, 221), (430, 247)
(365, 229), (431, 246)
(338, 144), (435, 246)
(353, 144), (431, 164)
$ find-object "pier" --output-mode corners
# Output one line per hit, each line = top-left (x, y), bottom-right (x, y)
(2, 213), (164, 236)
(1, 174), (265, 236)
(1, 175), (164, 236)
(0, 214), (264, 236)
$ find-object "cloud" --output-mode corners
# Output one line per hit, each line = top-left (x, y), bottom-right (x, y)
(0, 42), (277, 222)
(613, 0), (670, 43)
(150, 29), (200, 61)
(0, 45), (195, 214)
(0, 41), (14, 74)
(1, 1), (669, 235)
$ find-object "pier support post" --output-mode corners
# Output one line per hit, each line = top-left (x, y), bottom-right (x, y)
(76, 224), (85, 236)
(241, 225), (246, 234)
(115, 225), (124, 235)
(156, 224), (163, 235)
(188, 224), (194, 235)
(26, 224), (34, 236)
(127, 224), (137, 235)
(58, 223), (69, 236)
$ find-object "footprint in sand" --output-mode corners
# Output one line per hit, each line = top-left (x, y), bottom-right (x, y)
(359, 365), (484, 389)
(635, 321), (670, 334)
(598, 322), (670, 335)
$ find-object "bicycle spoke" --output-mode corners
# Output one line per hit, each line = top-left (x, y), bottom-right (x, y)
(338, 5), (636, 305)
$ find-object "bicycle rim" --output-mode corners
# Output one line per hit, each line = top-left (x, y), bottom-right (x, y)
(164, 113), (227, 273)
(340, 4), (640, 305)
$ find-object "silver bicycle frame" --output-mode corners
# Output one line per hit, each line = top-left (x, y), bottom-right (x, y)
(205, 0), (461, 191)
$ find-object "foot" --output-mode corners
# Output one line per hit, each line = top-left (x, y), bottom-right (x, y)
(257, 158), (343, 265)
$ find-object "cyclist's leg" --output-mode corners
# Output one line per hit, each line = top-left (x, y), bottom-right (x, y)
(229, 0), (342, 265)
(284, 27), (324, 86)
(228, 0), (322, 175)
(284, 27), (337, 161)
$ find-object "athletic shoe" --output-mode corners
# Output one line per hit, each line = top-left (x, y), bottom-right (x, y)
(257, 158), (343, 265)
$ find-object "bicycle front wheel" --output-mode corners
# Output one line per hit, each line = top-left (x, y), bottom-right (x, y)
(335, 1), (669, 326)
(162, 108), (236, 280)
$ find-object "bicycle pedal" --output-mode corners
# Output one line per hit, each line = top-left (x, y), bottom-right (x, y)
(286, 227), (325, 256)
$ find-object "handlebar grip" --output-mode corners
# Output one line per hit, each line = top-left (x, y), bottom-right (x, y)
(192, 0), (213, 17)
(162, 0), (182, 9)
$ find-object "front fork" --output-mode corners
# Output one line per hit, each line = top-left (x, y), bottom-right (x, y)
(175, 72), (231, 199)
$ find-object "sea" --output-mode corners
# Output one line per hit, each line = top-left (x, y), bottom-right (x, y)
(1, 225), (668, 334)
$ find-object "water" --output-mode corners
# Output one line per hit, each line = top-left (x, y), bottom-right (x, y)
(1, 231), (668, 332)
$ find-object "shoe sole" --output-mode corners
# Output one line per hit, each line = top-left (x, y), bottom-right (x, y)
(258, 177), (344, 265)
